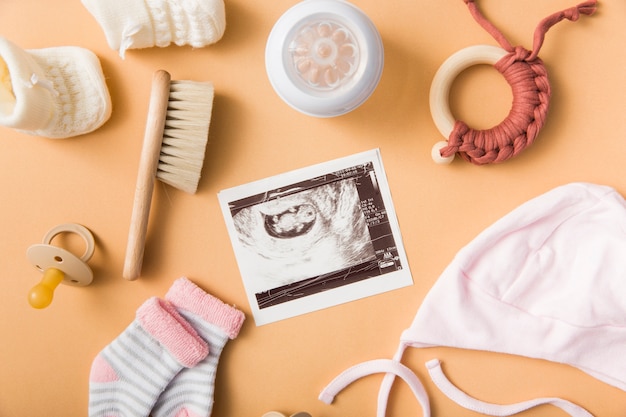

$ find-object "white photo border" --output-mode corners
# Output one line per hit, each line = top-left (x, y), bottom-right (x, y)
(218, 149), (413, 325)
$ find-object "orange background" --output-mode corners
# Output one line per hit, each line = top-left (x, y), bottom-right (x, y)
(1, 1), (626, 416)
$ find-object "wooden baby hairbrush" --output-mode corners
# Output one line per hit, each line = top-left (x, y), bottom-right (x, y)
(123, 69), (214, 280)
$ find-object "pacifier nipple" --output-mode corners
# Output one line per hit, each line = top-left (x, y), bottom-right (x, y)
(26, 223), (95, 309)
(28, 267), (64, 309)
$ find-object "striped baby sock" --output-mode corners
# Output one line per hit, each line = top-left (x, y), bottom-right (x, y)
(151, 277), (245, 417)
(88, 297), (209, 417)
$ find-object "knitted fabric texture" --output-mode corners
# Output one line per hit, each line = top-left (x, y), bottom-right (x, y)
(152, 277), (245, 417)
(439, 0), (597, 165)
(88, 297), (208, 417)
(28, 48), (112, 138)
(0, 37), (111, 138)
(81, 0), (226, 58)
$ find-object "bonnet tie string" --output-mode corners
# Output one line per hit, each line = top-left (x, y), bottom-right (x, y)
(319, 359), (431, 417)
(438, 0), (598, 165)
(426, 359), (594, 417)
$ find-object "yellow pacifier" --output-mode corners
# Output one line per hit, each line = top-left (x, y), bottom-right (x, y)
(26, 223), (95, 309)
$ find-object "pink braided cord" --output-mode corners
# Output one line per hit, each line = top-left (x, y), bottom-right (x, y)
(441, 0), (598, 165)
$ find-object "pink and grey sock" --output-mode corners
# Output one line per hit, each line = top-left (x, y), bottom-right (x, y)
(88, 297), (209, 417)
(151, 277), (245, 417)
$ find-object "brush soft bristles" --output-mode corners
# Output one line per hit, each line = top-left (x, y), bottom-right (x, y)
(157, 79), (214, 194)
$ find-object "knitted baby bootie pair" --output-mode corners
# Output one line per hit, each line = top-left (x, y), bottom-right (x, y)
(0, 36), (111, 139)
(89, 277), (245, 417)
(81, 0), (226, 58)
(1, 0), (226, 139)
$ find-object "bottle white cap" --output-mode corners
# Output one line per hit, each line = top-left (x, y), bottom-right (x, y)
(265, 0), (384, 118)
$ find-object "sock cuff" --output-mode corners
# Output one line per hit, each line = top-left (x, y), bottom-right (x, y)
(166, 277), (245, 339)
(136, 297), (209, 367)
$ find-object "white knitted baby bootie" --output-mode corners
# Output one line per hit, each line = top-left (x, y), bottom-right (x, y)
(0, 37), (112, 139)
(81, 0), (226, 58)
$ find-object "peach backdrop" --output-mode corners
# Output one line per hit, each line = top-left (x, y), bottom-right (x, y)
(1, 0), (625, 416)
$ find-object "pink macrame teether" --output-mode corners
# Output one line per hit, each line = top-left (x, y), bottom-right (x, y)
(430, 0), (598, 165)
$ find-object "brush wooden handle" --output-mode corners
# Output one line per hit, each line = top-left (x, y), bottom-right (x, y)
(123, 70), (172, 280)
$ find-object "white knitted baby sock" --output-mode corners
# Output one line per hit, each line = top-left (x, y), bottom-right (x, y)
(151, 277), (245, 417)
(81, 0), (226, 58)
(88, 297), (209, 417)
(0, 36), (111, 138)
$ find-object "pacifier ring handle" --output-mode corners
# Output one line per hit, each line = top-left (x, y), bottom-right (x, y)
(42, 223), (95, 263)
(27, 223), (96, 308)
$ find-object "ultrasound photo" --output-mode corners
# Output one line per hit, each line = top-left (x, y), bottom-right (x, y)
(219, 150), (413, 325)
(231, 178), (376, 294)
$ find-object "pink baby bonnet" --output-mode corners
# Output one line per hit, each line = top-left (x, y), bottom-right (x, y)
(320, 182), (626, 417)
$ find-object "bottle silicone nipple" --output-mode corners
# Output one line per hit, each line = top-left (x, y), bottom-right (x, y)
(289, 19), (359, 90)
(266, 0), (384, 117)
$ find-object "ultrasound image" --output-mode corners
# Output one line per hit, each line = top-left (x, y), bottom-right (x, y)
(231, 178), (376, 294)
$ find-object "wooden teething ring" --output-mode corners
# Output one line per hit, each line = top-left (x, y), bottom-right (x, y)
(430, 45), (550, 165)
(430, 0), (598, 165)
